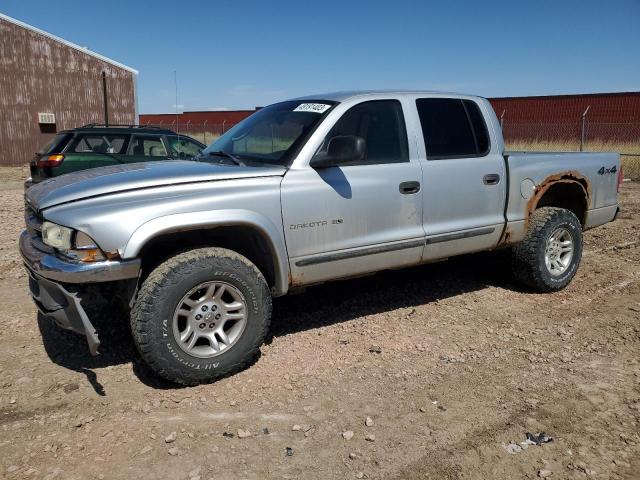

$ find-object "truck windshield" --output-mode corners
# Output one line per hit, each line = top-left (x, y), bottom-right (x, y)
(202, 100), (336, 166)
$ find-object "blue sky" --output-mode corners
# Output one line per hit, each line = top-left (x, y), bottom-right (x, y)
(2, 0), (639, 113)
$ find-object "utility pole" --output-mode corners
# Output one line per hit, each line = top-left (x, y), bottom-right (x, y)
(580, 105), (590, 152)
(101, 71), (109, 127)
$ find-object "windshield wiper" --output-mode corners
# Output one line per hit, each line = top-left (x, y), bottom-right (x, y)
(207, 150), (245, 166)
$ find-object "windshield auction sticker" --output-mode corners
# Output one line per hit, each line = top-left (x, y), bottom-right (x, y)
(293, 103), (332, 114)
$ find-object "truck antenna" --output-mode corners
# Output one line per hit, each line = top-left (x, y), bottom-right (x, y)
(174, 70), (181, 140)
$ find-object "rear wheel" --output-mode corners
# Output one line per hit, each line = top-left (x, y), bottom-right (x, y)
(511, 207), (583, 292)
(131, 247), (271, 385)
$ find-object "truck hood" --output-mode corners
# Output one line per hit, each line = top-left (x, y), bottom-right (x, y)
(27, 160), (287, 210)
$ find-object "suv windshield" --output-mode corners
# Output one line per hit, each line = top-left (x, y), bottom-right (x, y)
(202, 100), (336, 166)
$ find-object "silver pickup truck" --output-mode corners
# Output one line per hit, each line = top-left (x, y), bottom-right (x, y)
(20, 91), (622, 385)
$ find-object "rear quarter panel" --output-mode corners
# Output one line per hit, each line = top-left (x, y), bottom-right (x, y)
(55, 153), (121, 176)
(504, 152), (620, 241)
(33, 153), (124, 181)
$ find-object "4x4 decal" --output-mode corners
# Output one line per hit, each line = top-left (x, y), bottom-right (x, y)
(598, 166), (617, 175)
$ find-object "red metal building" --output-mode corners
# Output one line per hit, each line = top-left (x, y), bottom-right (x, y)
(141, 92), (640, 139)
(489, 91), (640, 124)
(489, 92), (640, 143)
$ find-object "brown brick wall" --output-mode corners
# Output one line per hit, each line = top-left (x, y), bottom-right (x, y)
(0, 17), (136, 166)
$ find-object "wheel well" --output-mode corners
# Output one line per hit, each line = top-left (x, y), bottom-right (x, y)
(138, 226), (276, 288)
(534, 181), (588, 226)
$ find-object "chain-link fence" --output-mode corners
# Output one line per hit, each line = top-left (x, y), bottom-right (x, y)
(502, 121), (640, 179)
(147, 119), (640, 180)
(142, 122), (236, 146)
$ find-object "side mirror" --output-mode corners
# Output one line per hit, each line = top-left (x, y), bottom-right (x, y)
(310, 135), (366, 168)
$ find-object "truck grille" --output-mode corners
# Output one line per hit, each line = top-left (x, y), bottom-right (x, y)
(24, 203), (54, 254)
(25, 204), (42, 235)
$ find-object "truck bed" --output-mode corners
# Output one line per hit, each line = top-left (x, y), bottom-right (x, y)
(501, 150), (620, 244)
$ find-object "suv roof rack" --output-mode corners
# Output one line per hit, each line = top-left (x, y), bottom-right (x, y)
(80, 123), (163, 129)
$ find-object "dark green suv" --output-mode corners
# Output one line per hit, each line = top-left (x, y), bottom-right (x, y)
(28, 124), (206, 186)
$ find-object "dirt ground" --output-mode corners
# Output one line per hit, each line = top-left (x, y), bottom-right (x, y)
(1, 169), (638, 480)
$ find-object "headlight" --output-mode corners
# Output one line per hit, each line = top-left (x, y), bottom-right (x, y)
(75, 231), (99, 249)
(42, 221), (73, 249)
(70, 231), (106, 262)
(42, 222), (107, 262)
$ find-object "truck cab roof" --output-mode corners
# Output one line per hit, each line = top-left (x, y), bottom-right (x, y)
(293, 90), (486, 103)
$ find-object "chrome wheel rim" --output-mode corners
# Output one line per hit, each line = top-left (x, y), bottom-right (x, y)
(172, 281), (247, 358)
(544, 227), (574, 276)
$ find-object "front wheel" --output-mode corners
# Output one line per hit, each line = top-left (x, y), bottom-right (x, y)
(130, 247), (272, 385)
(511, 207), (583, 292)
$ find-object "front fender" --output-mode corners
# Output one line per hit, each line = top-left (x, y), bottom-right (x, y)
(123, 209), (290, 296)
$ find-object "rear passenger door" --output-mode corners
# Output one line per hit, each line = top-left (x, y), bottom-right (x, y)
(415, 98), (506, 259)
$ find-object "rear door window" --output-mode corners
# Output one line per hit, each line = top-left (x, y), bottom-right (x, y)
(463, 100), (490, 154)
(68, 134), (128, 154)
(128, 135), (168, 157)
(416, 98), (490, 159)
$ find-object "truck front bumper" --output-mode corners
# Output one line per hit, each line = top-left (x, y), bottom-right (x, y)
(19, 230), (140, 354)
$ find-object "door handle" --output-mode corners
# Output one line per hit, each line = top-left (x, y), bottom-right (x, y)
(399, 181), (421, 194)
(483, 174), (500, 185)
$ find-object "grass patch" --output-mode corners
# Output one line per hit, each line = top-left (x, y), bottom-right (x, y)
(183, 132), (220, 145)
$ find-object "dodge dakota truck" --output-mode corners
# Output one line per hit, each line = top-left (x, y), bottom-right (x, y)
(20, 91), (622, 385)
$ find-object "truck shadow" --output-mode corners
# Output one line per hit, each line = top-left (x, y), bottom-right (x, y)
(269, 249), (520, 339)
(36, 311), (167, 393)
(37, 249), (523, 391)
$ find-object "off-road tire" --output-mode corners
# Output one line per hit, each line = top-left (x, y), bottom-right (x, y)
(130, 248), (272, 385)
(511, 207), (583, 292)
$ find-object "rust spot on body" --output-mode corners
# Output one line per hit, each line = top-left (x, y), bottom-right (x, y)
(290, 269), (305, 287)
(498, 226), (512, 246)
(524, 171), (591, 230)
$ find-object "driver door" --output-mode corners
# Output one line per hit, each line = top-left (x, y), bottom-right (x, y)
(281, 99), (425, 286)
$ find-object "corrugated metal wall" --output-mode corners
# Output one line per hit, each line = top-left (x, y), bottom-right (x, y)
(0, 18), (136, 166)
(138, 93), (640, 131)
(489, 92), (640, 123)
(490, 92), (640, 143)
